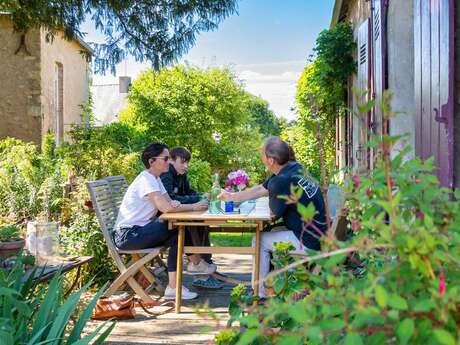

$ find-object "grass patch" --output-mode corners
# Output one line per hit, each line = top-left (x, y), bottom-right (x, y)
(210, 232), (253, 247)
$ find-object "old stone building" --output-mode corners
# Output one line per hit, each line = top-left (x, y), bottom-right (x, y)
(0, 14), (92, 145)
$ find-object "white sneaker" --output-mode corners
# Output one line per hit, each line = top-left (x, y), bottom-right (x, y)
(186, 259), (217, 275)
(164, 285), (198, 300)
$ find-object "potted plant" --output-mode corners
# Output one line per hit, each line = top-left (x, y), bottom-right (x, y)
(0, 224), (25, 258)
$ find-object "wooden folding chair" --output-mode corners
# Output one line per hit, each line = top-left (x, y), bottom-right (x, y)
(289, 184), (347, 263)
(327, 184), (347, 241)
(104, 176), (168, 281)
(86, 178), (165, 303)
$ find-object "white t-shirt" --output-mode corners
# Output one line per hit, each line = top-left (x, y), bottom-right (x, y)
(115, 170), (167, 229)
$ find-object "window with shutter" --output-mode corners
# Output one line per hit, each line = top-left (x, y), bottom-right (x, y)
(372, 0), (385, 137)
(356, 18), (371, 171)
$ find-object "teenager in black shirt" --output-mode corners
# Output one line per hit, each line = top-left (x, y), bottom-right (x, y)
(161, 147), (223, 289)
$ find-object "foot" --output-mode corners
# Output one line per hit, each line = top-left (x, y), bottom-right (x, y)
(164, 285), (198, 300)
(187, 259), (217, 275)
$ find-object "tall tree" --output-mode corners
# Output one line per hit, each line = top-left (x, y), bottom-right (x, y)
(0, 0), (238, 74)
(246, 95), (282, 137)
(119, 65), (265, 179)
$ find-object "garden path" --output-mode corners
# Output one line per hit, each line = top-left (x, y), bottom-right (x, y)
(87, 254), (252, 345)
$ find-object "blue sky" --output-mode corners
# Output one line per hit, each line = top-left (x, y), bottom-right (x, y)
(86, 0), (335, 120)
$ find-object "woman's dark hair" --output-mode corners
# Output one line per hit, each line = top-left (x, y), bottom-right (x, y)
(141, 142), (168, 168)
(170, 146), (191, 162)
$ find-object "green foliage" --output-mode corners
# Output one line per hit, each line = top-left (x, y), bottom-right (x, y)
(215, 94), (460, 344)
(0, 225), (21, 242)
(57, 124), (145, 182)
(287, 22), (355, 180)
(217, 145), (460, 344)
(187, 158), (212, 193)
(280, 119), (324, 180)
(0, 0), (238, 74)
(313, 22), (357, 90)
(0, 135), (64, 223)
(246, 95), (282, 137)
(0, 254), (114, 344)
(120, 65), (266, 183)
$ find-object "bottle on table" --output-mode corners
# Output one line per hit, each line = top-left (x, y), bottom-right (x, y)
(209, 173), (222, 214)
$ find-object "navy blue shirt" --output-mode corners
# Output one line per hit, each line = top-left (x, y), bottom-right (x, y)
(267, 162), (327, 250)
(160, 165), (201, 204)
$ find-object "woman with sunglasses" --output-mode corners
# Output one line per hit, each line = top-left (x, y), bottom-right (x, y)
(113, 142), (212, 300)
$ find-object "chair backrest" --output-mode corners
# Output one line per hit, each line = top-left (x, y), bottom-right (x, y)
(86, 179), (125, 267)
(104, 175), (129, 209)
(327, 184), (347, 241)
(327, 184), (345, 221)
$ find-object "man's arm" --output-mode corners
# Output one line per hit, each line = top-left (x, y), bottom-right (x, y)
(218, 184), (268, 202)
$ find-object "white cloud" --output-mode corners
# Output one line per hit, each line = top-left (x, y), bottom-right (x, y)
(237, 68), (301, 120)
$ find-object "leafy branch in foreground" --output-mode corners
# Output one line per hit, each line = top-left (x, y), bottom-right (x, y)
(215, 90), (460, 345)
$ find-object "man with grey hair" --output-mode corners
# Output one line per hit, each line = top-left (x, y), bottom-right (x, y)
(219, 136), (327, 298)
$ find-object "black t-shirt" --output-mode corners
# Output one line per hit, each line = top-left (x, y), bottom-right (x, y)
(267, 162), (327, 250)
(160, 165), (201, 204)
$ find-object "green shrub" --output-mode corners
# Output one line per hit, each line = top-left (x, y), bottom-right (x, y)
(0, 225), (21, 242)
(187, 158), (212, 192)
(0, 254), (114, 344)
(119, 65), (266, 176)
(215, 93), (460, 345)
(0, 135), (64, 224)
(57, 128), (143, 183)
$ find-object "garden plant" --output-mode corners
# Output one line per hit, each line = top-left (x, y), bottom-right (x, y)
(214, 91), (460, 345)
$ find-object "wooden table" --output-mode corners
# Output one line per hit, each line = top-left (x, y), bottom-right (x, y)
(160, 198), (272, 313)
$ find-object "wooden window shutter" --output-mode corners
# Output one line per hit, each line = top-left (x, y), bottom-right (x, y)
(414, 0), (454, 187)
(356, 19), (371, 171)
(372, 0), (385, 135)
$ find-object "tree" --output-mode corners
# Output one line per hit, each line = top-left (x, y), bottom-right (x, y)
(292, 22), (355, 178)
(246, 95), (282, 137)
(119, 65), (266, 181)
(0, 0), (238, 74)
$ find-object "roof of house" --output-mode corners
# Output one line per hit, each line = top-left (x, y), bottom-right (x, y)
(330, 0), (345, 28)
(0, 12), (93, 55)
(74, 36), (94, 55)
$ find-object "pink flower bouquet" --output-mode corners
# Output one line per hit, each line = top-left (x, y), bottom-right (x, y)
(225, 169), (249, 192)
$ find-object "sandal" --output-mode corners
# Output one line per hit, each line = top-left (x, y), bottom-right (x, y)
(192, 276), (224, 289)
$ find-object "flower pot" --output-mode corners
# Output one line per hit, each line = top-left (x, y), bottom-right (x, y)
(0, 238), (25, 259)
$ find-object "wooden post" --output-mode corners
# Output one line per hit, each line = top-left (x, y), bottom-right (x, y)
(253, 221), (262, 296)
(175, 225), (185, 313)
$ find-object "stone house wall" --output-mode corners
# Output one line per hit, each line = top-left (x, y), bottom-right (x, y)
(0, 15), (90, 145)
(0, 16), (42, 144)
(40, 31), (90, 143)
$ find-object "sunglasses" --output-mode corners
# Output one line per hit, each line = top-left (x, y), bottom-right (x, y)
(152, 156), (170, 162)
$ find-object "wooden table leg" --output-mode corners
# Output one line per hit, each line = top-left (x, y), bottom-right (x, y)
(175, 225), (185, 313)
(253, 222), (262, 296)
(64, 265), (81, 298)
